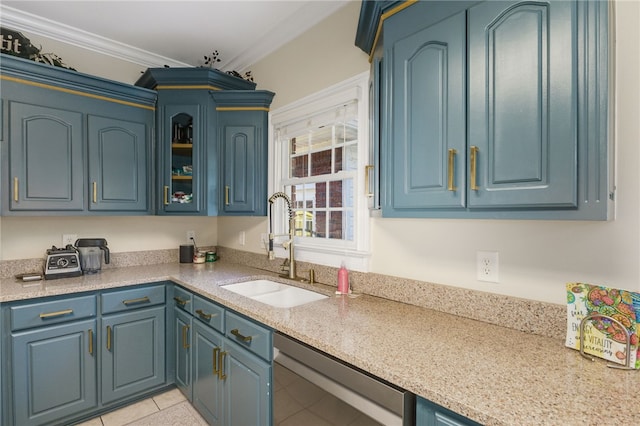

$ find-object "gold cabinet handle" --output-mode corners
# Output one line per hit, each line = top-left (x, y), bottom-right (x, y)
(13, 177), (19, 202)
(225, 185), (230, 205)
(173, 296), (189, 306)
(88, 329), (94, 355)
(230, 328), (252, 343)
(470, 146), (479, 191)
(196, 309), (216, 320)
(213, 347), (220, 375)
(106, 325), (112, 351)
(447, 149), (457, 191)
(92, 181), (97, 203)
(365, 165), (374, 197)
(39, 309), (73, 319)
(182, 324), (190, 349)
(218, 350), (227, 380)
(164, 185), (170, 205)
(122, 296), (150, 306)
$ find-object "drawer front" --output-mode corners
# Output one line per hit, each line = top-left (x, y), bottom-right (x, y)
(101, 284), (166, 314)
(173, 285), (193, 314)
(193, 295), (224, 332)
(225, 310), (272, 361)
(10, 294), (97, 331)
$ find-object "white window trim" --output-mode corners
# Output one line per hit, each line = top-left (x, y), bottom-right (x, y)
(268, 72), (371, 272)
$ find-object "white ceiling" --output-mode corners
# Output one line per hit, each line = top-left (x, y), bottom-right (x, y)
(0, 0), (350, 71)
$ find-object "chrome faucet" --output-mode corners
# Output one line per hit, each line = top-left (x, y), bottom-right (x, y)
(268, 192), (296, 279)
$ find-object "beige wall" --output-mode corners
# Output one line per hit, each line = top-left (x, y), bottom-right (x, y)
(2, 1), (639, 306)
(1, 217), (218, 259)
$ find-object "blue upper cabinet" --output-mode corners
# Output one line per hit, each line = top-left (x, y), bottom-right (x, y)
(1, 54), (156, 215)
(388, 10), (467, 210)
(211, 91), (275, 216)
(136, 67), (272, 216)
(88, 115), (149, 212)
(358, 0), (612, 220)
(8, 102), (84, 212)
(468, 0), (577, 209)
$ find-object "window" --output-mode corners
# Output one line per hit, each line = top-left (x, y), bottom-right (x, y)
(270, 73), (371, 271)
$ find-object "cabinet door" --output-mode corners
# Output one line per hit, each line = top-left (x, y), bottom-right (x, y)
(223, 339), (271, 426)
(159, 104), (202, 214)
(11, 319), (97, 426)
(468, 0), (577, 208)
(101, 306), (166, 404)
(389, 11), (466, 210)
(416, 396), (481, 426)
(368, 56), (382, 210)
(87, 115), (148, 212)
(174, 307), (192, 400)
(221, 123), (258, 214)
(8, 102), (84, 211)
(192, 321), (224, 425)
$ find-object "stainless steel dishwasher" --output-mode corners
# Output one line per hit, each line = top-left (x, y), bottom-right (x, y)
(273, 332), (415, 426)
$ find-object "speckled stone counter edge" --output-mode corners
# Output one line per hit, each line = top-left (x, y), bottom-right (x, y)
(0, 246), (565, 340)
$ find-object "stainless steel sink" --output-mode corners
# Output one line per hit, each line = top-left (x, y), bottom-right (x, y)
(222, 279), (328, 308)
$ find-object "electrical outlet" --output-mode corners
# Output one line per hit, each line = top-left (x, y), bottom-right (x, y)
(477, 251), (499, 282)
(186, 230), (195, 243)
(260, 233), (269, 248)
(62, 234), (77, 247)
(238, 231), (246, 246)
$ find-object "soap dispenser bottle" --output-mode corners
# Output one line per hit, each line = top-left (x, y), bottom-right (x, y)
(337, 262), (349, 294)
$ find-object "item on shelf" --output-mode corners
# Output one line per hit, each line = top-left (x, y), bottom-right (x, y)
(182, 165), (193, 175)
(566, 282), (640, 369)
(171, 192), (192, 203)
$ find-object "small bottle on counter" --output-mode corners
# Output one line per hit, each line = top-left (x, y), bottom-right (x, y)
(337, 262), (349, 294)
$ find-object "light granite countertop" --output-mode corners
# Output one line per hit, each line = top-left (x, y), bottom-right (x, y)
(1, 262), (638, 426)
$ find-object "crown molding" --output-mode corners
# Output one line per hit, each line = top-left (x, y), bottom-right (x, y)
(1, 2), (348, 73)
(0, 5), (190, 68)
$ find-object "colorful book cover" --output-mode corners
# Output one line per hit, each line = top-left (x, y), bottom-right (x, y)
(566, 283), (640, 368)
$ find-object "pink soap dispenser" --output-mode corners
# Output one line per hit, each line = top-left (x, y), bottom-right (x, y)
(337, 262), (349, 294)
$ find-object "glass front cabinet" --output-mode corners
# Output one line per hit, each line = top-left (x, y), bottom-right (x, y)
(163, 104), (201, 213)
(136, 67), (272, 216)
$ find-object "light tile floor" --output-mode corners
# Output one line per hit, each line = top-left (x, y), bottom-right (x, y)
(76, 388), (207, 426)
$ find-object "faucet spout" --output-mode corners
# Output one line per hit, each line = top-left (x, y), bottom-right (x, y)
(268, 192), (296, 279)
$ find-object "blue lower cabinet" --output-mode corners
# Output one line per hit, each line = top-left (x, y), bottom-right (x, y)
(11, 319), (98, 426)
(224, 338), (271, 426)
(101, 305), (166, 404)
(416, 396), (482, 426)
(174, 307), (193, 400)
(192, 320), (225, 425)
(174, 285), (273, 425)
(3, 285), (169, 425)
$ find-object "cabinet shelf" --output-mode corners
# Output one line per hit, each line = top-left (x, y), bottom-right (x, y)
(171, 143), (193, 149)
(172, 175), (193, 181)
